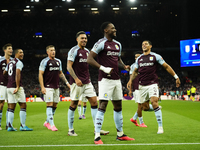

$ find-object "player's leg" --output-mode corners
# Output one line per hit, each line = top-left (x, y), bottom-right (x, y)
(0, 100), (5, 130)
(130, 103), (140, 126)
(130, 90), (139, 126)
(82, 102), (87, 119)
(112, 80), (134, 141)
(77, 100), (82, 119)
(18, 87), (33, 131)
(68, 100), (78, 136)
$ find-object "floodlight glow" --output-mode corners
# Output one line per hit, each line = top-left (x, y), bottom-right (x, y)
(68, 8), (75, 11)
(91, 8), (98, 10)
(98, 0), (103, 2)
(1, 10), (8, 12)
(35, 0), (39, 2)
(67, 0), (71, 2)
(130, 0), (136, 2)
(24, 9), (31, 12)
(131, 7), (137, 10)
(26, 6), (30, 8)
(113, 8), (119, 10)
(46, 9), (53, 11)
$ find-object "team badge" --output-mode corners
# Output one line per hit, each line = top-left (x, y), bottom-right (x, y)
(0, 95), (3, 98)
(104, 93), (108, 98)
(149, 57), (153, 61)
(115, 45), (119, 50)
(76, 94), (79, 99)
(56, 62), (59, 66)
(48, 97), (51, 100)
(86, 52), (89, 56)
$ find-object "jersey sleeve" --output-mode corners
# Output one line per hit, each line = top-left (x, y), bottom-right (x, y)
(58, 59), (62, 71)
(118, 43), (122, 57)
(39, 59), (47, 71)
(91, 40), (105, 54)
(135, 58), (139, 69)
(155, 53), (165, 65)
(67, 47), (78, 62)
(16, 61), (23, 71)
(129, 63), (136, 75)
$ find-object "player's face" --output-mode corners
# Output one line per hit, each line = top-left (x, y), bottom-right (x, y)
(135, 54), (140, 60)
(16, 49), (24, 60)
(105, 23), (117, 38)
(77, 34), (87, 48)
(142, 41), (152, 52)
(47, 47), (56, 59)
(4, 46), (13, 56)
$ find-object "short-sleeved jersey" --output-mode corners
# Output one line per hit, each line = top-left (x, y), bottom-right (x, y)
(91, 37), (122, 81)
(135, 52), (165, 86)
(129, 62), (139, 92)
(39, 57), (62, 89)
(67, 45), (90, 85)
(5, 58), (23, 88)
(0, 56), (12, 86)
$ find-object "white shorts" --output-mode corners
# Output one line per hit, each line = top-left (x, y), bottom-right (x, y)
(44, 88), (60, 103)
(0, 85), (7, 100)
(98, 78), (123, 100)
(133, 90), (140, 103)
(7, 87), (26, 103)
(70, 82), (96, 101)
(138, 84), (159, 103)
(79, 94), (88, 103)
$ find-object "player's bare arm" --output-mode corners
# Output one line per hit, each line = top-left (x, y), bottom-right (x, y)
(118, 57), (130, 71)
(127, 68), (138, 90)
(39, 70), (46, 94)
(59, 71), (70, 88)
(87, 51), (113, 74)
(162, 62), (181, 87)
(67, 60), (83, 86)
(13, 69), (21, 94)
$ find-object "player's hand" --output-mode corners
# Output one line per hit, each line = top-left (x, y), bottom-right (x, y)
(127, 80), (132, 90)
(176, 78), (181, 87)
(75, 78), (83, 86)
(128, 90), (133, 97)
(124, 65), (130, 71)
(13, 87), (19, 94)
(41, 87), (46, 94)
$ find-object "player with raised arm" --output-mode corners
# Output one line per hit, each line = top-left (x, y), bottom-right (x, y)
(87, 22), (135, 144)
(4, 49), (33, 131)
(127, 40), (181, 134)
(39, 45), (70, 131)
(0, 43), (13, 130)
(67, 31), (109, 136)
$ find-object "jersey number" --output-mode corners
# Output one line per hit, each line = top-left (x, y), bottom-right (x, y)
(8, 64), (13, 76)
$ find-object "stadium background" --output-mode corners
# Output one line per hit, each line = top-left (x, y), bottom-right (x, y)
(0, 0), (199, 98)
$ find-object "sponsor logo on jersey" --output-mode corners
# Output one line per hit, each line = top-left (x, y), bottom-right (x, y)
(79, 58), (87, 62)
(1, 82), (3, 84)
(107, 46), (111, 49)
(149, 57), (153, 61)
(115, 45), (119, 50)
(49, 67), (60, 71)
(107, 51), (119, 56)
(2, 67), (5, 70)
(139, 62), (154, 67)
(79, 53), (82, 56)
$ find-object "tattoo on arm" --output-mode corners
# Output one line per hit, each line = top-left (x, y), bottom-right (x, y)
(67, 68), (78, 80)
(59, 72), (68, 83)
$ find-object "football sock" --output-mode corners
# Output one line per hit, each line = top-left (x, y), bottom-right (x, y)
(148, 104), (154, 111)
(95, 109), (105, 133)
(46, 106), (54, 126)
(154, 107), (162, 127)
(52, 107), (57, 116)
(91, 106), (97, 125)
(139, 117), (144, 124)
(6, 108), (9, 126)
(133, 111), (138, 120)
(8, 109), (14, 127)
(20, 108), (26, 127)
(78, 105), (81, 116)
(114, 110), (123, 132)
(83, 106), (87, 115)
(68, 106), (75, 130)
(0, 110), (2, 126)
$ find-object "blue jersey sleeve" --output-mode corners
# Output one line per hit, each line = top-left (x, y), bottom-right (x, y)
(16, 61), (23, 71)
(67, 46), (79, 62)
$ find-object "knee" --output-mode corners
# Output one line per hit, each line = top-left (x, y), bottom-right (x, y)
(99, 100), (108, 111)
(70, 101), (78, 108)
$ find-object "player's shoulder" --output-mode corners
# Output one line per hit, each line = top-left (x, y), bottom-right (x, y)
(69, 45), (79, 53)
(84, 47), (90, 53)
(113, 39), (121, 45)
(96, 37), (107, 45)
(55, 58), (61, 63)
(0, 56), (5, 62)
(40, 57), (50, 64)
(150, 52), (161, 57)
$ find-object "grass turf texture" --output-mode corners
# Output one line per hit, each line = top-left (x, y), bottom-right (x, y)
(0, 100), (200, 150)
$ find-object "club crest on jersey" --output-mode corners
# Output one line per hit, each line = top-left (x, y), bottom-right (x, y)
(149, 57), (153, 61)
(104, 93), (108, 98)
(48, 97), (51, 100)
(56, 62), (59, 66)
(0, 95), (3, 98)
(86, 52), (89, 56)
(76, 94), (79, 99)
(115, 45), (119, 50)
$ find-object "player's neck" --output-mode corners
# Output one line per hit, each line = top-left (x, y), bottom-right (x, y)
(78, 44), (85, 50)
(104, 35), (113, 41)
(49, 56), (55, 60)
(4, 54), (10, 60)
(143, 50), (151, 55)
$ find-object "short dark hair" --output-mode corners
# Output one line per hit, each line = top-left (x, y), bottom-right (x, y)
(2, 43), (12, 51)
(76, 31), (86, 38)
(100, 22), (112, 34)
(46, 45), (54, 51)
(14, 49), (21, 54)
(143, 40), (152, 45)
(134, 51), (142, 55)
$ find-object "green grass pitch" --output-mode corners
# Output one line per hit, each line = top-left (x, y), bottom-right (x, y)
(0, 100), (200, 150)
